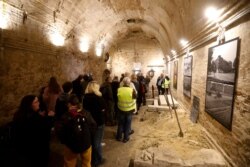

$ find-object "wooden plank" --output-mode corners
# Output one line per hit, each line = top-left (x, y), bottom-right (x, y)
(159, 95), (168, 106)
(147, 105), (169, 110)
(167, 95), (179, 107)
(154, 99), (159, 106)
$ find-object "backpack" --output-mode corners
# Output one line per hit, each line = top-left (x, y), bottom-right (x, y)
(56, 112), (91, 153)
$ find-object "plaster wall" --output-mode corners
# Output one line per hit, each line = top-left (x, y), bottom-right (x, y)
(170, 19), (250, 166)
(110, 37), (167, 90)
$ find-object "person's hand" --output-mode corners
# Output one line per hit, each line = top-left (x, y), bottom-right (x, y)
(39, 111), (46, 117)
(48, 110), (55, 117)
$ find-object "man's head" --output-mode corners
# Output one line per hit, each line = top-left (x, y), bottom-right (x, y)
(123, 77), (131, 86)
(62, 81), (73, 93)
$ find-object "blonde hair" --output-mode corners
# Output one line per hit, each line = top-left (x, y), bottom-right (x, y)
(122, 77), (131, 86)
(85, 81), (102, 96)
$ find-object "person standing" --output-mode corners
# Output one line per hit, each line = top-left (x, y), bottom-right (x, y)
(12, 95), (54, 167)
(116, 77), (137, 143)
(56, 95), (96, 167)
(156, 73), (164, 95)
(161, 76), (170, 95)
(131, 74), (140, 113)
(100, 76), (115, 126)
(111, 76), (120, 122)
(82, 81), (106, 167)
(72, 75), (84, 102)
(55, 81), (73, 120)
(43, 76), (62, 114)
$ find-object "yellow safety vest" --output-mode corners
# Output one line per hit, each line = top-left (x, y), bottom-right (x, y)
(117, 87), (136, 112)
(161, 79), (170, 88)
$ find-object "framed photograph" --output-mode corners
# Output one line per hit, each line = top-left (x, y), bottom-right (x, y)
(173, 61), (178, 89)
(183, 76), (191, 98)
(190, 96), (200, 123)
(183, 55), (192, 97)
(184, 55), (192, 76)
(205, 38), (240, 130)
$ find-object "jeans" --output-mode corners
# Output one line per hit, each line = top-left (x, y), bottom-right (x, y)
(92, 124), (104, 166)
(116, 111), (132, 140)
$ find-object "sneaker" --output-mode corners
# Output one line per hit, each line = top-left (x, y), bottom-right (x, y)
(116, 137), (122, 141)
(129, 130), (134, 135)
(123, 138), (130, 143)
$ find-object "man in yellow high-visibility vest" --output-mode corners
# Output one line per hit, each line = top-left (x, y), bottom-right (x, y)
(161, 76), (170, 95)
(116, 77), (137, 143)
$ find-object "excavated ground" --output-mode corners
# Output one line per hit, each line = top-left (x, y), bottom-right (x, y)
(49, 105), (226, 167)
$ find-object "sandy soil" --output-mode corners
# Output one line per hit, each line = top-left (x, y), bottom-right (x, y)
(100, 106), (212, 167)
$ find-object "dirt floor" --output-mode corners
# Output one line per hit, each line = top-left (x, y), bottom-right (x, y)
(99, 106), (215, 167)
(49, 105), (223, 167)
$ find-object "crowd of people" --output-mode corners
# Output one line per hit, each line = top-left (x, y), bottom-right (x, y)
(1, 70), (152, 167)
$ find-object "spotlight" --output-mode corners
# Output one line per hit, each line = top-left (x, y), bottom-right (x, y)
(205, 7), (220, 22)
(180, 39), (188, 47)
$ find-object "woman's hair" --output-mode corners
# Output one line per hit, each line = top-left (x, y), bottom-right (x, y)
(13, 95), (37, 122)
(48, 76), (61, 94)
(85, 81), (102, 96)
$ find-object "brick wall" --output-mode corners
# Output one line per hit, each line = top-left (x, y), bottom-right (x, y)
(0, 8), (106, 125)
(170, 19), (250, 166)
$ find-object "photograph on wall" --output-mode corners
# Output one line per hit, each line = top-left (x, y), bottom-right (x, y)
(190, 96), (200, 123)
(183, 76), (191, 98)
(205, 38), (239, 130)
(173, 60), (178, 89)
(183, 55), (192, 76)
(183, 55), (192, 98)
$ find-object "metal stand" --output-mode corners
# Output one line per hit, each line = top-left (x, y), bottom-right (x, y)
(166, 87), (184, 137)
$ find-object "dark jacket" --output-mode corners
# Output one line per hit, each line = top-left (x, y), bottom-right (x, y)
(100, 82), (113, 102)
(82, 93), (106, 126)
(111, 81), (119, 103)
(13, 112), (53, 167)
(55, 92), (70, 120)
(56, 109), (96, 153)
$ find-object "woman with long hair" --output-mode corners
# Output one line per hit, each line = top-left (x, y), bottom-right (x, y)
(43, 76), (62, 113)
(13, 95), (54, 167)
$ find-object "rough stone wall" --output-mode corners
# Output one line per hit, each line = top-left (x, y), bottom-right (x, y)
(170, 19), (250, 166)
(110, 37), (166, 89)
(0, 9), (106, 125)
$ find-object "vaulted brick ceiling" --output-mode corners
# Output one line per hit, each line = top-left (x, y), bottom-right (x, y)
(7, 0), (232, 55)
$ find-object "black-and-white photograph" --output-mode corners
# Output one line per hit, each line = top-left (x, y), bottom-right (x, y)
(207, 38), (239, 84)
(183, 55), (192, 76)
(205, 38), (239, 130)
(173, 61), (178, 89)
(183, 76), (191, 98)
(190, 96), (200, 123)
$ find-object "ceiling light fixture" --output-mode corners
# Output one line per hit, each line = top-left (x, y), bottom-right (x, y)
(0, 1), (9, 29)
(50, 31), (65, 46)
(171, 49), (176, 55)
(180, 39), (188, 47)
(205, 7), (225, 44)
(80, 37), (89, 53)
(205, 7), (220, 22)
(96, 44), (103, 57)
